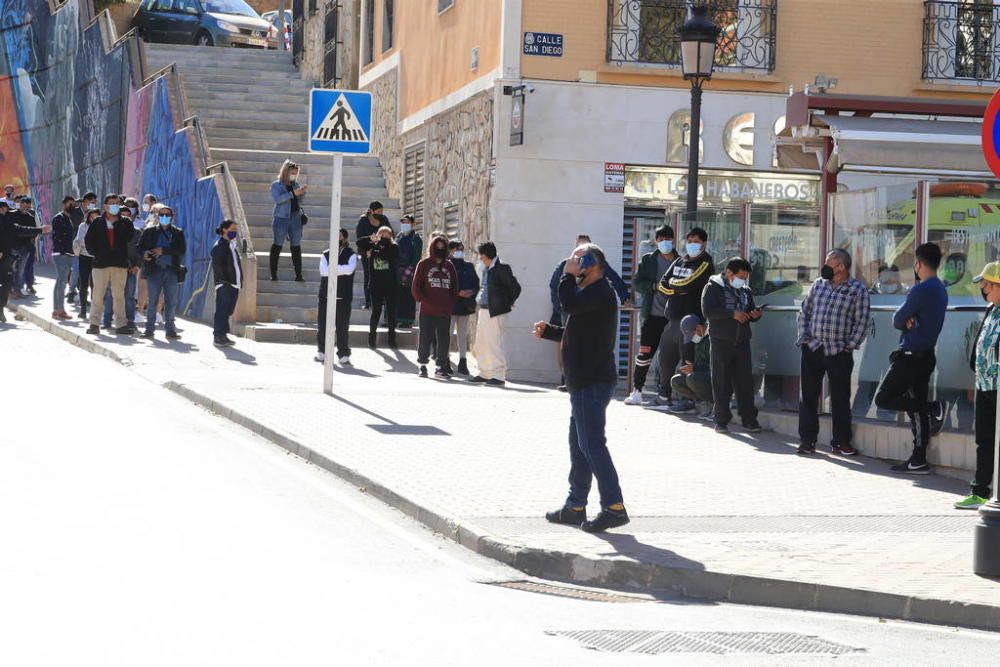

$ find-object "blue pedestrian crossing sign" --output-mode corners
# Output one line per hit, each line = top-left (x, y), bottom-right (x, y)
(309, 89), (372, 154)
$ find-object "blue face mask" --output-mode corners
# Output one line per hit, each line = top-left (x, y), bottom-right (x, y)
(227, 231), (238, 240)
(657, 240), (674, 255)
(686, 242), (702, 257)
(108, 204), (121, 215)
(158, 215), (171, 226)
(730, 276), (747, 289)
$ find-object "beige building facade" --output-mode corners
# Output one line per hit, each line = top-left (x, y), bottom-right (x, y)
(347, 0), (998, 472)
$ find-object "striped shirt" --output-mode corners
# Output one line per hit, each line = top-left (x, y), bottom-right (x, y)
(796, 277), (871, 356)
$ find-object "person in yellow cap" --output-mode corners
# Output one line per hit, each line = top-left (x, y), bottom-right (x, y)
(958, 262), (1000, 509)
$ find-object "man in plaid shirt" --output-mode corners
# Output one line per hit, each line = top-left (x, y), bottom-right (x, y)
(796, 249), (871, 456)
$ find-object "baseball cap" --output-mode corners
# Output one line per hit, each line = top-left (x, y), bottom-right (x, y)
(972, 261), (1000, 284)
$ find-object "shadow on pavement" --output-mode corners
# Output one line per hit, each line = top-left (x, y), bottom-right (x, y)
(330, 394), (450, 436)
(219, 346), (257, 365)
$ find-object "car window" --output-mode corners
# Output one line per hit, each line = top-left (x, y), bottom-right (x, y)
(202, 0), (258, 18)
(150, 0), (174, 11)
(177, 0), (201, 15)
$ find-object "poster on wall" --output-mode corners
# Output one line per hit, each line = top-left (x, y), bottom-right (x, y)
(604, 163), (625, 193)
(510, 89), (524, 146)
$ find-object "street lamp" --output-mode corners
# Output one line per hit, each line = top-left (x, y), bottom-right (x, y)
(678, 5), (720, 218)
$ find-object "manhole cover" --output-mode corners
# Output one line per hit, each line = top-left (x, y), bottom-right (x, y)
(488, 581), (647, 603)
(547, 630), (863, 655)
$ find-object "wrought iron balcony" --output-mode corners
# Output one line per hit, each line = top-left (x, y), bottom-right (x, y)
(607, 0), (777, 72)
(923, 1), (1000, 83)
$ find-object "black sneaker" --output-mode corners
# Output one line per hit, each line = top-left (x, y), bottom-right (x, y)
(86, 325), (100, 335)
(556, 384), (568, 392)
(116, 325), (136, 335)
(0, 310), (6, 324)
(419, 365), (428, 378)
(213, 339), (229, 348)
(140, 331), (154, 340)
(714, 423), (729, 433)
(457, 359), (469, 375)
(581, 508), (630, 533)
(470, 375), (488, 384)
(743, 421), (763, 434)
(891, 460), (930, 475)
(166, 331), (181, 340)
(831, 443), (859, 457)
(929, 401), (945, 437)
(797, 442), (816, 456)
(434, 367), (451, 379)
(545, 506), (586, 526)
(487, 378), (506, 387)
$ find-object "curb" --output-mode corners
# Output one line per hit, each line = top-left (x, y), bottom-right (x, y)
(20, 303), (1000, 632)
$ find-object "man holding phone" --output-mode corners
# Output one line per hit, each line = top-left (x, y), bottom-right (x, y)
(701, 257), (763, 433)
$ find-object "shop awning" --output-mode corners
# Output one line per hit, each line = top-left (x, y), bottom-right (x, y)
(777, 114), (990, 175)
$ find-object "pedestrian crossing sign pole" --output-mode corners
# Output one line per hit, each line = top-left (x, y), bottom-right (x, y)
(309, 88), (373, 395)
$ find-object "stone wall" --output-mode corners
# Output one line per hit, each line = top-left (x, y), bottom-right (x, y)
(296, 0), (359, 89)
(364, 68), (494, 250)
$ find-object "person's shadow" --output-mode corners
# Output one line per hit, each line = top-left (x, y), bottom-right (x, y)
(220, 346), (257, 365)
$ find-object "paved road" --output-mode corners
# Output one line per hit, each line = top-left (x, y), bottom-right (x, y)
(2, 321), (1000, 666)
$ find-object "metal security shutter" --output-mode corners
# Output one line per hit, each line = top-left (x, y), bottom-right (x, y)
(403, 142), (426, 229)
(620, 208), (667, 380)
(443, 202), (460, 241)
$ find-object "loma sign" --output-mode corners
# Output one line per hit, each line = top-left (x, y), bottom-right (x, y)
(523, 31), (563, 57)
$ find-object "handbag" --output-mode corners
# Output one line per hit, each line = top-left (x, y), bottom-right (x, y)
(300, 210), (309, 226)
(176, 265), (188, 283)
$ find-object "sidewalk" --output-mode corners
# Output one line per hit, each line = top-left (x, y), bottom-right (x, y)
(9, 273), (1000, 630)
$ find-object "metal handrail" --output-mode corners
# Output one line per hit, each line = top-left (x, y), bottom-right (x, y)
(207, 161), (256, 259)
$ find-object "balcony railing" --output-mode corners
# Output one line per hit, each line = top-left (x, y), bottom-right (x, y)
(607, 0), (777, 72)
(923, 0), (1000, 83)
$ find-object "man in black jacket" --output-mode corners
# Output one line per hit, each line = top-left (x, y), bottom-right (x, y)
(655, 227), (714, 407)
(534, 243), (629, 533)
(50, 196), (78, 320)
(472, 241), (521, 386)
(84, 194), (136, 335)
(9, 197), (39, 298)
(0, 200), (48, 322)
(355, 201), (384, 310)
(702, 257), (763, 433)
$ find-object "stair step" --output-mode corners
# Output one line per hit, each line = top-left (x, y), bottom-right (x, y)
(174, 72), (307, 87)
(209, 148), (382, 167)
(186, 89), (309, 105)
(228, 171), (386, 189)
(146, 43), (295, 61)
(185, 80), (313, 95)
(242, 323), (418, 349)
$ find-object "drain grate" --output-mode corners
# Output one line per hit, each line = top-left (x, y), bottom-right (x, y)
(548, 630), (863, 655)
(488, 580), (648, 603)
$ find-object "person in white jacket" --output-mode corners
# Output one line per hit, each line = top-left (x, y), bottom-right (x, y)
(316, 228), (358, 364)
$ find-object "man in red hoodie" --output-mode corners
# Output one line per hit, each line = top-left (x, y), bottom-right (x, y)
(412, 233), (459, 378)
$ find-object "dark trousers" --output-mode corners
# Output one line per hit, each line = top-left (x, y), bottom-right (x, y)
(418, 313), (451, 367)
(799, 346), (855, 446)
(370, 278), (396, 335)
(656, 317), (684, 397)
(397, 277), (417, 324)
(361, 255), (372, 307)
(0, 256), (13, 311)
(670, 371), (713, 403)
(317, 295), (352, 358)
(77, 256), (93, 314)
(874, 350), (936, 462)
(633, 315), (667, 391)
(213, 284), (239, 340)
(974, 390), (997, 498)
(566, 382), (623, 510)
(24, 244), (35, 288)
(711, 338), (758, 427)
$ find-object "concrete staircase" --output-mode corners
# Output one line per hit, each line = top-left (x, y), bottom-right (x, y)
(144, 43), (410, 348)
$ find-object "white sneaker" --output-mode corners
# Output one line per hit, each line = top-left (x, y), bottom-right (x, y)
(338, 356), (352, 365)
(314, 352), (325, 362)
(623, 389), (643, 406)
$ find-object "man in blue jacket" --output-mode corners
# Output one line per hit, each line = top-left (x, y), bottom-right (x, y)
(875, 242), (948, 474)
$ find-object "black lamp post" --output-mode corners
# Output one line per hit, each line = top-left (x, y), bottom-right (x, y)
(678, 5), (720, 218)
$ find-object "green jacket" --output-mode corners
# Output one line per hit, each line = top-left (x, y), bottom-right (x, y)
(634, 249), (678, 320)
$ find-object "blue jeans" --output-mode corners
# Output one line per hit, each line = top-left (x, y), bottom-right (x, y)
(214, 284), (239, 340)
(566, 382), (623, 509)
(53, 254), (72, 311)
(103, 271), (137, 326)
(24, 244), (35, 288)
(144, 269), (179, 335)
(272, 212), (303, 246)
(13, 248), (29, 292)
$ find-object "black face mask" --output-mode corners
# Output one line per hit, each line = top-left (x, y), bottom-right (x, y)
(434, 247), (448, 259)
(982, 288), (990, 302)
(820, 265), (835, 281)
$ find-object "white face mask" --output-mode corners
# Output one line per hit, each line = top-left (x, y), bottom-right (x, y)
(691, 333), (704, 344)
(142, 203), (151, 213)
(400, 223), (412, 233)
(730, 276), (747, 289)
(453, 251), (464, 260)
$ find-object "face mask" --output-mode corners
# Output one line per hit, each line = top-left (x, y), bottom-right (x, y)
(227, 231), (238, 240)
(434, 246), (448, 259)
(691, 333), (704, 344)
(686, 242), (702, 257)
(400, 223), (412, 233)
(453, 251), (464, 260)
(730, 276), (747, 289)
(820, 265), (835, 281)
(290, 173), (298, 181)
(142, 203), (151, 213)
(108, 204), (121, 215)
(657, 240), (674, 254)
(87, 203), (98, 211)
(158, 215), (171, 226)
(130, 207), (138, 216)
(982, 287), (990, 302)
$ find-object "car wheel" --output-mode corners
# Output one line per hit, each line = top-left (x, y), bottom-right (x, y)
(195, 31), (214, 47)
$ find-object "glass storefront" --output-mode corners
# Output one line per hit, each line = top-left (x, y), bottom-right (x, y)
(623, 166), (999, 434)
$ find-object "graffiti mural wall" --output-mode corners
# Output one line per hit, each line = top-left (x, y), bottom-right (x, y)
(0, 0), (226, 319)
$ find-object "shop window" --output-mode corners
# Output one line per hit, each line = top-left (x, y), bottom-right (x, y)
(748, 208), (821, 304)
(438, 0), (455, 13)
